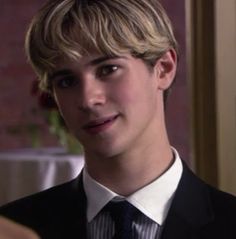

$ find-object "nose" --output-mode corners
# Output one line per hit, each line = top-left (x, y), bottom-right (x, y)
(78, 78), (106, 111)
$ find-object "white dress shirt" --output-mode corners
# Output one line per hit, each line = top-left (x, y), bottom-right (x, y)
(83, 148), (183, 238)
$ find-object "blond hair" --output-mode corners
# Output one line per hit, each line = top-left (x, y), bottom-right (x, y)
(25, 0), (178, 92)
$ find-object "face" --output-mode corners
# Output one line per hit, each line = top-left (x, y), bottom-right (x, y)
(51, 53), (168, 158)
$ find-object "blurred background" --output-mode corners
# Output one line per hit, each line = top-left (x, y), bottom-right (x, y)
(0, 0), (235, 205)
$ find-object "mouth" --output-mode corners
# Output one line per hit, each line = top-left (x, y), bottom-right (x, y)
(83, 114), (119, 134)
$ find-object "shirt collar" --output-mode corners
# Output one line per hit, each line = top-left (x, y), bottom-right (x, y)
(83, 169), (119, 222)
(83, 147), (183, 225)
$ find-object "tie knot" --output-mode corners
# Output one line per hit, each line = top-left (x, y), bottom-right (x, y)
(103, 200), (139, 239)
(105, 200), (138, 221)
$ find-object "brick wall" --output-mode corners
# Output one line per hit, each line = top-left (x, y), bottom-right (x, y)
(0, 0), (58, 149)
(0, 0), (190, 161)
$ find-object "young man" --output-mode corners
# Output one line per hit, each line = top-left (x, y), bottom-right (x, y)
(1, 0), (236, 238)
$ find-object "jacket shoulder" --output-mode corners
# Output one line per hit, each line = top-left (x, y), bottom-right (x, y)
(162, 163), (236, 239)
(208, 184), (236, 217)
(0, 178), (79, 225)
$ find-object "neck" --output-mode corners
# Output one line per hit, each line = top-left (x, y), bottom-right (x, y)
(84, 133), (173, 196)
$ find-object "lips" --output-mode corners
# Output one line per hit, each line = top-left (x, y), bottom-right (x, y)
(83, 115), (119, 134)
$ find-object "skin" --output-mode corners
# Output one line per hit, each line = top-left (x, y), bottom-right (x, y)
(51, 49), (177, 196)
(0, 217), (40, 239)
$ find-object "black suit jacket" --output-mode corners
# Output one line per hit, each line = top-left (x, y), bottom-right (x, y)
(1, 163), (236, 239)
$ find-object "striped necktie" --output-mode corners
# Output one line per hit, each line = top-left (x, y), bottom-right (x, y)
(104, 201), (139, 239)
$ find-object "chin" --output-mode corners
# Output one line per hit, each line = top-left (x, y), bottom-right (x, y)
(84, 142), (126, 159)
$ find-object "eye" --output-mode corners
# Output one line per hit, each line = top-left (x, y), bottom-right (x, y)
(97, 65), (118, 77)
(54, 76), (77, 89)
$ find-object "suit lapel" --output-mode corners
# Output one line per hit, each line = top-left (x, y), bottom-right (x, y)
(160, 210), (196, 239)
(160, 162), (214, 239)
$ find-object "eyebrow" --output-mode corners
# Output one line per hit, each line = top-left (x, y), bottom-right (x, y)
(49, 69), (73, 81)
(88, 55), (122, 66)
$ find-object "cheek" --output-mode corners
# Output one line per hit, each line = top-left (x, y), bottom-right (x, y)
(111, 77), (156, 107)
(110, 82), (137, 107)
(54, 97), (75, 123)
(54, 96), (66, 115)
(54, 92), (75, 111)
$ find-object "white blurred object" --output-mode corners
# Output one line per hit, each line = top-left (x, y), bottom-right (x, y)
(0, 147), (84, 206)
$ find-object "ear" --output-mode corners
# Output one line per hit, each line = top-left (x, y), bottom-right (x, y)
(155, 49), (177, 90)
